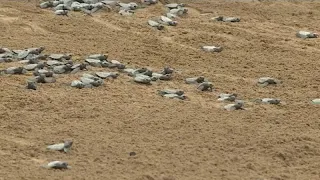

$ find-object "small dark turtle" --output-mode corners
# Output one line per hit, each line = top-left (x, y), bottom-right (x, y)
(26, 81), (37, 90)
(161, 67), (174, 75)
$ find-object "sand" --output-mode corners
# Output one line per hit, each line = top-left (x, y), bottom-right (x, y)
(0, 0), (320, 179)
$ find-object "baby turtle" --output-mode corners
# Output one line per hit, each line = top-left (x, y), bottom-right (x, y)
(296, 31), (318, 39)
(166, 12), (177, 19)
(257, 77), (279, 87)
(152, 72), (171, 80)
(117, 2), (138, 10)
(211, 16), (240, 22)
(41, 161), (71, 169)
(257, 98), (281, 105)
(23, 64), (40, 71)
(223, 17), (240, 22)
(6, 67), (26, 74)
(142, 0), (158, 5)
(197, 82), (213, 91)
(162, 93), (187, 100)
(312, 99), (320, 104)
(134, 74), (151, 84)
(49, 54), (72, 61)
(165, 3), (185, 9)
(26, 81), (37, 90)
(159, 16), (177, 26)
(54, 4), (71, 11)
(71, 80), (85, 89)
(47, 140), (73, 153)
(85, 59), (102, 67)
(55, 10), (69, 16)
(169, 8), (188, 16)
(161, 67), (174, 75)
(185, 76), (205, 84)
(119, 9), (135, 16)
(95, 72), (119, 79)
(224, 100), (244, 111)
(158, 89), (184, 96)
(148, 20), (164, 30)
(40, 1), (53, 8)
(201, 46), (223, 52)
(88, 54), (108, 61)
(218, 93), (237, 102)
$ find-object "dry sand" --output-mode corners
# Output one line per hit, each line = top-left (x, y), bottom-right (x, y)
(0, 0), (320, 179)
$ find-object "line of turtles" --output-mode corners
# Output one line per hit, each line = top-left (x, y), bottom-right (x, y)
(1, 46), (319, 114)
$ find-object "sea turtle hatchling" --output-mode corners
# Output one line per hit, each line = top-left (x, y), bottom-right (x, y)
(197, 82), (213, 91)
(159, 16), (177, 26)
(148, 20), (164, 30)
(169, 8), (188, 16)
(55, 10), (69, 16)
(54, 4), (71, 11)
(26, 81), (37, 90)
(49, 54), (72, 61)
(162, 93), (187, 100)
(134, 74), (152, 84)
(165, 3), (186, 10)
(88, 54), (108, 61)
(255, 98), (281, 105)
(71, 80), (85, 89)
(312, 99), (320, 104)
(47, 140), (73, 153)
(201, 46), (223, 52)
(224, 100), (244, 111)
(218, 93), (237, 102)
(117, 2), (138, 10)
(296, 31), (319, 39)
(166, 13), (177, 19)
(211, 16), (240, 22)
(41, 161), (71, 169)
(161, 67), (174, 75)
(257, 77), (279, 87)
(185, 76), (205, 84)
(40, 1), (53, 8)
(158, 89), (184, 96)
(141, 0), (158, 5)
(119, 9), (135, 16)
(95, 72), (119, 79)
